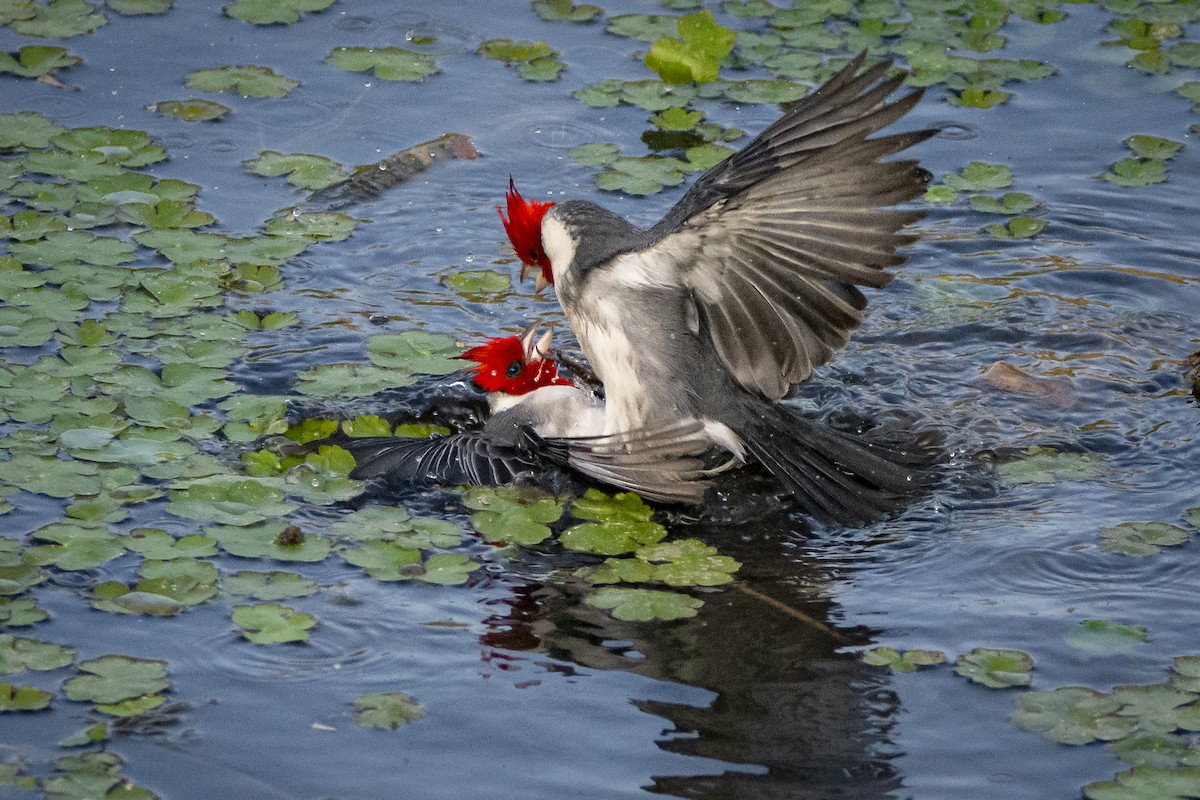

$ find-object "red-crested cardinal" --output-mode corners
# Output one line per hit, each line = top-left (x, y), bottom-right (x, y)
(339, 328), (711, 502)
(499, 54), (937, 524)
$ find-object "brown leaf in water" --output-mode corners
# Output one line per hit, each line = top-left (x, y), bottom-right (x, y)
(978, 361), (1078, 409)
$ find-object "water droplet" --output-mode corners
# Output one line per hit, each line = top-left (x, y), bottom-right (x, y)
(464, 254), (474, 263)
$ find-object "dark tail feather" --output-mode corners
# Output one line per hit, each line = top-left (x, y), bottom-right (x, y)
(735, 403), (935, 526)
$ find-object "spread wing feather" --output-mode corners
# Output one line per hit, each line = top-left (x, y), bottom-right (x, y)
(640, 62), (936, 401)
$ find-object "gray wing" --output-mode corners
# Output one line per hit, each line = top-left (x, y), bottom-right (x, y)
(645, 55), (935, 402)
(534, 419), (720, 505)
(344, 434), (537, 486)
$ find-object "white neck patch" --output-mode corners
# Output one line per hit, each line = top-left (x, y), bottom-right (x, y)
(541, 213), (576, 288)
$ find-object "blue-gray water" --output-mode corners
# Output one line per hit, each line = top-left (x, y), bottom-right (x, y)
(1, 1), (1198, 798)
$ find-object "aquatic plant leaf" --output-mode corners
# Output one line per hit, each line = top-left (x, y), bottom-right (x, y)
(1084, 765), (1200, 800)
(942, 161), (1012, 191)
(284, 418), (339, 445)
(1012, 686), (1136, 745)
(571, 488), (654, 524)
(232, 603), (316, 644)
(208, 521), (330, 561)
(1173, 657), (1200, 693)
(0, 307), (60, 346)
(295, 363), (418, 397)
(341, 540), (423, 580)
(147, 99), (230, 122)
(1176, 82), (1200, 110)
(58, 720), (108, 747)
(185, 65), (299, 98)
(517, 56), (565, 81)
(532, 0), (602, 22)
(685, 142), (733, 170)
(0, 565), (49, 596)
(133, 229), (227, 263)
(0, 682), (52, 711)
(1108, 732), (1200, 770)
(0, 635), (75, 674)
(560, 519), (668, 555)
(167, 476), (296, 526)
(862, 647), (947, 673)
(996, 446), (1104, 484)
(325, 46), (438, 81)
(366, 331), (460, 374)
(645, 10), (735, 84)
(652, 107), (703, 131)
(443, 269), (509, 295)
(634, 539), (740, 586)
(948, 87), (1011, 108)
(107, 0), (171, 13)
(607, 13), (680, 41)
(391, 423), (452, 438)
(954, 647), (1032, 688)
(0, 111), (64, 150)
(64, 655), (168, 704)
(573, 79), (622, 107)
(244, 150), (347, 191)
(0, 45), (81, 77)
(221, 570), (318, 600)
(10, 231), (136, 267)
(52, 126), (164, 166)
(924, 185), (958, 203)
(1100, 522), (1191, 557)
(462, 486), (564, 546)
(983, 216), (1047, 239)
(415, 553), (480, 585)
(224, 0), (334, 25)
(26, 521), (125, 571)
(8, 0), (106, 37)
(1112, 684), (1200, 734)
(352, 692), (425, 729)
(595, 155), (687, 195)
(569, 142), (620, 166)
(264, 211), (358, 241)
(1065, 619), (1148, 655)
(969, 192), (1039, 215)
(478, 39), (553, 63)
(1097, 158), (1169, 187)
(121, 529), (216, 560)
(95, 693), (166, 717)
(580, 556), (659, 584)
(586, 587), (702, 621)
(0, 598), (48, 627)
(1125, 135), (1185, 161)
(0, 454), (101, 497)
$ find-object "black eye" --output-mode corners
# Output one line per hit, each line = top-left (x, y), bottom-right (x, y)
(505, 361), (522, 378)
(529, 249), (539, 260)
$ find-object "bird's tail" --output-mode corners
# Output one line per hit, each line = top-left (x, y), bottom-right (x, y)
(733, 402), (936, 526)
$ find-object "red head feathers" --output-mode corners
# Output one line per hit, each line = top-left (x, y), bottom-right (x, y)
(498, 178), (554, 286)
(460, 328), (571, 396)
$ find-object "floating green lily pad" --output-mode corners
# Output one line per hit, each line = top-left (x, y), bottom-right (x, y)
(0, 45), (82, 78)
(367, 331), (461, 374)
(532, 0), (602, 22)
(325, 46), (439, 81)
(633, 539), (740, 586)
(107, 0), (172, 13)
(340, 414), (391, 438)
(26, 520), (125, 571)
(1111, 684), (1200, 735)
(244, 150), (347, 191)
(185, 65), (299, 98)
(463, 486), (564, 546)
(0, 635), (75, 674)
(948, 87), (1012, 108)
(149, 99), (231, 122)
(1097, 158), (1169, 187)
(1066, 619), (1149, 655)
(924, 185), (958, 203)
(58, 720), (108, 747)
(64, 654), (169, 705)
(1013, 686), (1136, 745)
(0, 112), (63, 150)
(996, 446), (1104, 484)
(586, 586), (703, 621)
(1084, 764), (1200, 800)
(225, 0), (335, 25)
(0, 682), (52, 712)
(295, 363), (418, 397)
(645, 10), (735, 84)
(560, 489), (667, 555)
(862, 646), (947, 673)
(943, 161), (1013, 191)
(607, 13), (680, 41)
(341, 540), (423, 581)
(329, 507), (461, 548)
(477, 39), (563, 81)
(954, 647), (1033, 688)
(414, 553), (479, 586)
(167, 476), (297, 526)
(969, 192), (1039, 215)
(353, 691), (425, 729)
(1100, 522), (1192, 557)
(983, 215), (1047, 239)
(0, 598), (48, 627)
(595, 155), (688, 195)
(1172, 657), (1200, 693)
(221, 570), (318, 600)
(264, 211), (359, 241)
(569, 142), (620, 167)
(6, 0), (107, 38)
(1125, 135), (1185, 161)
(443, 269), (510, 294)
(232, 603), (316, 644)
(207, 521), (331, 561)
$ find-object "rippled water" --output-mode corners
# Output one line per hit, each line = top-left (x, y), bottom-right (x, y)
(2, 1), (1199, 798)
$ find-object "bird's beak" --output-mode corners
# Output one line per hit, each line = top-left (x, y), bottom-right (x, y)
(519, 263), (534, 283)
(534, 328), (553, 360)
(534, 271), (549, 293)
(519, 324), (538, 360)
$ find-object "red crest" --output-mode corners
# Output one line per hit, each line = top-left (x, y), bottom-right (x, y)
(460, 334), (570, 396)
(498, 178), (554, 283)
